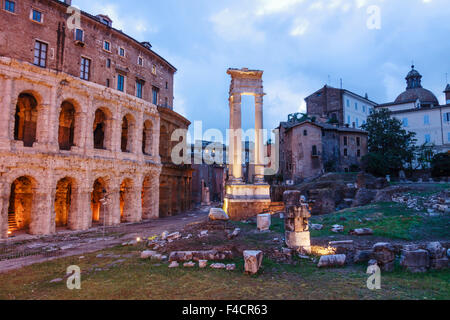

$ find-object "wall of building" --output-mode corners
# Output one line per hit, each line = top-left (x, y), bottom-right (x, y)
(0, 0), (175, 108)
(0, 58), (161, 239)
(342, 92), (376, 128)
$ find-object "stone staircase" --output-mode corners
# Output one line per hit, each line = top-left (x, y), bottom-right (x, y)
(8, 211), (18, 233)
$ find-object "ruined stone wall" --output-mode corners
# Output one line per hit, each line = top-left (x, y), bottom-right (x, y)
(337, 131), (368, 171)
(0, 57), (161, 239)
(0, 0), (175, 108)
(306, 86), (344, 124)
(158, 107), (193, 218)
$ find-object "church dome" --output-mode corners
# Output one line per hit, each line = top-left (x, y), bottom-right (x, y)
(394, 65), (439, 105)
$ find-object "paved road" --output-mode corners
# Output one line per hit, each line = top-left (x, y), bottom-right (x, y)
(0, 207), (210, 274)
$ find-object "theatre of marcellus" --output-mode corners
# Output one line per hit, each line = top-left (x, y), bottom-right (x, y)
(0, 0), (193, 239)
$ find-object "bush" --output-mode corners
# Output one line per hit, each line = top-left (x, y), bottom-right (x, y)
(431, 153), (450, 177)
(362, 152), (389, 177)
(349, 164), (360, 173)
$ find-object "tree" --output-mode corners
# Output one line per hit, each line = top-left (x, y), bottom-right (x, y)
(431, 153), (450, 177)
(414, 143), (435, 170)
(361, 108), (417, 176)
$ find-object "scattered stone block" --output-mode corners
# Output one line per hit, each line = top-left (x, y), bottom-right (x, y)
(373, 242), (396, 272)
(257, 214), (271, 231)
(430, 257), (448, 270)
(285, 231), (311, 253)
(50, 278), (63, 283)
(317, 254), (346, 268)
(227, 228), (240, 240)
(199, 230), (209, 238)
(208, 208), (229, 221)
(199, 260), (208, 268)
(169, 261), (179, 268)
(167, 232), (181, 241)
(161, 231), (169, 240)
(310, 224), (323, 230)
(400, 249), (430, 273)
(426, 242), (446, 259)
(141, 251), (158, 259)
(349, 228), (374, 236)
(354, 250), (373, 264)
(331, 225), (344, 233)
(210, 263), (226, 269)
(243, 250), (264, 275)
(183, 261), (196, 268)
(226, 264), (236, 271)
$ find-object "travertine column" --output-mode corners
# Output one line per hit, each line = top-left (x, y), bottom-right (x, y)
(0, 77), (12, 150)
(47, 86), (59, 150)
(0, 181), (10, 239)
(254, 94), (265, 184)
(30, 185), (55, 236)
(74, 111), (87, 150)
(122, 186), (142, 223)
(69, 186), (91, 231)
(105, 186), (121, 226)
(229, 93), (243, 182)
(135, 112), (144, 155)
(85, 98), (94, 150)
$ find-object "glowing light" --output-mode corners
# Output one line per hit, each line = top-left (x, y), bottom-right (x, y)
(7, 231), (12, 235)
(136, 237), (141, 242)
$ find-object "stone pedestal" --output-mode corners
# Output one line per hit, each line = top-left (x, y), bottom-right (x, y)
(223, 183), (271, 221)
(257, 213), (271, 231)
(283, 190), (311, 253)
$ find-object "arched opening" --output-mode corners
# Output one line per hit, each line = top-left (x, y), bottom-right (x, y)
(142, 120), (153, 155)
(7, 176), (35, 236)
(14, 93), (38, 147)
(91, 178), (107, 224)
(58, 101), (76, 150)
(121, 114), (135, 153)
(54, 177), (74, 229)
(120, 178), (133, 222)
(160, 125), (169, 159)
(93, 109), (107, 150)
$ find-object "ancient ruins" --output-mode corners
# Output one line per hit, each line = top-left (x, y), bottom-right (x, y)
(223, 68), (271, 220)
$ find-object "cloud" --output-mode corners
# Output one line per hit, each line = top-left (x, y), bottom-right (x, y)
(255, 0), (305, 16)
(209, 8), (265, 43)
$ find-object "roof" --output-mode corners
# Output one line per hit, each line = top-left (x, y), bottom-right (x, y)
(305, 85), (378, 106)
(50, 0), (177, 72)
(445, 84), (450, 93)
(395, 87), (439, 105)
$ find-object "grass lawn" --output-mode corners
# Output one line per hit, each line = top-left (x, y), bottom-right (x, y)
(0, 243), (448, 300)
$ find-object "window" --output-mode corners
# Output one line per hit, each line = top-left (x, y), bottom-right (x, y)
(138, 56), (143, 66)
(424, 115), (430, 125)
(356, 118), (359, 127)
(106, 58), (111, 68)
(75, 29), (84, 42)
(4, 0), (15, 13)
(152, 64), (156, 75)
(363, 105), (366, 113)
(448, 132), (450, 142)
(152, 86), (159, 105)
(402, 118), (409, 127)
(444, 113), (450, 122)
(117, 74), (125, 92)
(106, 79), (110, 87)
(164, 97), (168, 107)
(425, 134), (431, 143)
(344, 149), (348, 157)
(80, 57), (90, 80)
(33, 40), (47, 67)
(356, 137), (361, 147)
(165, 81), (168, 89)
(344, 136), (348, 146)
(104, 41), (111, 51)
(119, 47), (125, 57)
(312, 145), (318, 156)
(32, 9), (42, 23)
(357, 150), (361, 157)
(346, 99), (350, 107)
(355, 102), (358, 111)
(347, 116), (351, 124)
(136, 80), (143, 99)
(303, 130), (308, 136)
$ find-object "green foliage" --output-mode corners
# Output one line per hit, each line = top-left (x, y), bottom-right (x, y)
(414, 143), (436, 170)
(431, 152), (450, 177)
(361, 108), (417, 176)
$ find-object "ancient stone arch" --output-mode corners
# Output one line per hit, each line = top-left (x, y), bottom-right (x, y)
(121, 113), (136, 153)
(93, 108), (113, 150)
(54, 177), (78, 229)
(14, 93), (38, 147)
(58, 101), (76, 150)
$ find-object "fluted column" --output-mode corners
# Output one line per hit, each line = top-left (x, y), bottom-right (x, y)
(0, 181), (10, 239)
(254, 94), (265, 184)
(229, 93), (243, 183)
